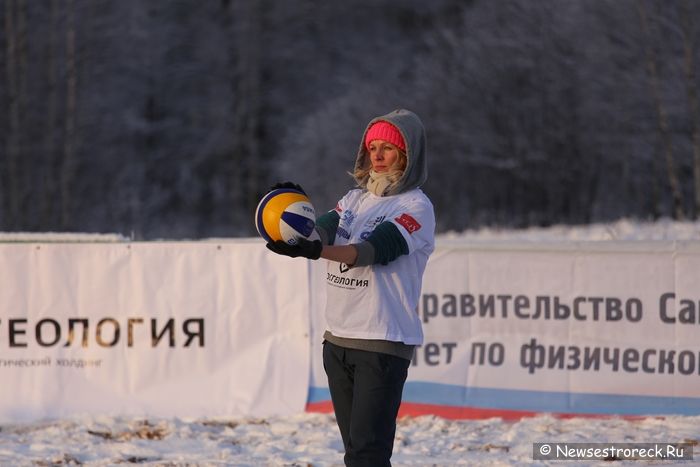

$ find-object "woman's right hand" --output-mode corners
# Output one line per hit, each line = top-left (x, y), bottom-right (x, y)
(269, 181), (306, 195)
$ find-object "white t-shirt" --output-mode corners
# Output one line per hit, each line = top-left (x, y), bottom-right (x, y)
(325, 188), (435, 345)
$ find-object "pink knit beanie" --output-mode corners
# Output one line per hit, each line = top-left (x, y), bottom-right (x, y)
(364, 121), (406, 151)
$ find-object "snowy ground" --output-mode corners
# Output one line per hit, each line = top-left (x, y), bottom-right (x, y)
(2, 219), (699, 466)
(437, 218), (700, 242)
(0, 412), (698, 466)
(3, 217), (700, 243)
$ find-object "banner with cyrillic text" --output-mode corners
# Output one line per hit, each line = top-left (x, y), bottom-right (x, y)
(307, 241), (700, 418)
(0, 241), (310, 422)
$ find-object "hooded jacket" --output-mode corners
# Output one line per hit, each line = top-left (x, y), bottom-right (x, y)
(353, 109), (428, 197)
(315, 110), (435, 349)
(316, 109), (432, 266)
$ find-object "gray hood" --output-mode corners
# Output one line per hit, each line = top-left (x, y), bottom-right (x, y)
(353, 109), (428, 196)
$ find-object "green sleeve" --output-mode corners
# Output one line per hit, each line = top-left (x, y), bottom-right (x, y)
(357, 221), (409, 266)
(315, 210), (340, 245)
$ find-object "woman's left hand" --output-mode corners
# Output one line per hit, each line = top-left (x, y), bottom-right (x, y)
(266, 238), (322, 260)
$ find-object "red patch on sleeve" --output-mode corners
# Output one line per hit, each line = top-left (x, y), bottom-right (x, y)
(395, 213), (421, 234)
(334, 203), (343, 213)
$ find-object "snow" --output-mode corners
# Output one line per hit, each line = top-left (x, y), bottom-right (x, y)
(3, 218), (699, 243)
(0, 413), (698, 466)
(1, 219), (699, 466)
(0, 232), (127, 242)
(438, 218), (700, 242)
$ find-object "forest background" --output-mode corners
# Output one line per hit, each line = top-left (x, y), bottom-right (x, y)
(2, 0), (700, 239)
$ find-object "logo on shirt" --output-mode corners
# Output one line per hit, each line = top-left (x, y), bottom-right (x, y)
(336, 209), (355, 240)
(395, 213), (421, 234)
(365, 215), (385, 229)
(337, 227), (351, 240)
(341, 210), (356, 226)
(358, 215), (386, 241)
(327, 260), (369, 290)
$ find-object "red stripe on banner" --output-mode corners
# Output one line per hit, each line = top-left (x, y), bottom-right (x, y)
(306, 401), (334, 413)
(306, 401), (535, 420)
(398, 403), (538, 420)
(305, 401), (650, 421)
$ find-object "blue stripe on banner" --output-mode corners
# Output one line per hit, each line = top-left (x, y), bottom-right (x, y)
(308, 386), (331, 404)
(308, 383), (700, 416)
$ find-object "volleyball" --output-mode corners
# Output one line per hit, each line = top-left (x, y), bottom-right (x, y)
(255, 188), (320, 245)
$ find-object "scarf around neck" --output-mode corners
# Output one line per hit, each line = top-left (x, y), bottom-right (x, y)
(366, 170), (400, 197)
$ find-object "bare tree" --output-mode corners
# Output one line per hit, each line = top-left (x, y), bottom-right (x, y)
(3, 0), (21, 229)
(41, 0), (60, 225)
(636, 0), (685, 220)
(678, 0), (700, 219)
(230, 0), (264, 229)
(61, 0), (77, 229)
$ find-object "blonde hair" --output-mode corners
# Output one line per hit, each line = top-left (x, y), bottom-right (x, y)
(352, 149), (407, 187)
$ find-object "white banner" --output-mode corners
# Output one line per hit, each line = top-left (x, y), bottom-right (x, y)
(309, 241), (700, 417)
(0, 241), (310, 422)
(3, 239), (699, 421)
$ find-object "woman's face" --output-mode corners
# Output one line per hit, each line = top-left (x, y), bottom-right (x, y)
(368, 140), (403, 173)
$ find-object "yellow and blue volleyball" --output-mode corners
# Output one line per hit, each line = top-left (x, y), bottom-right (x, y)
(255, 188), (318, 244)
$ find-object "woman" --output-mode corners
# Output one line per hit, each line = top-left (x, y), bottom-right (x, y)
(267, 109), (435, 467)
